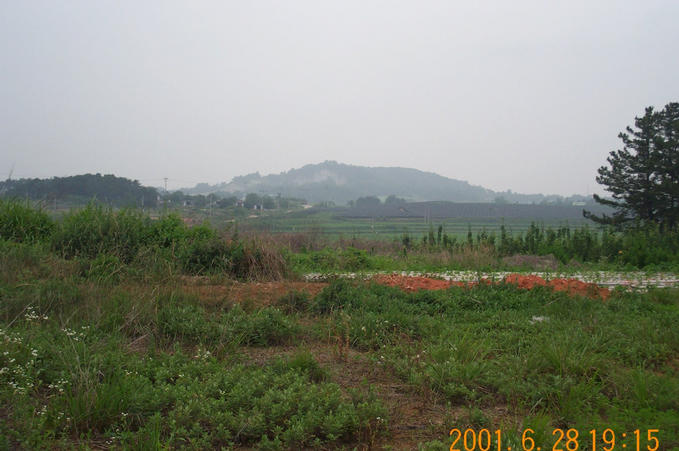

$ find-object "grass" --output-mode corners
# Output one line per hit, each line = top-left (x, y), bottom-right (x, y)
(238, 210), (592, 240)
(1, 240), (678, 450)
(1, 201), (679, 449)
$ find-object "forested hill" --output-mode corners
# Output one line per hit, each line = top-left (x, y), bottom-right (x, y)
(182, 161), (593, 205)
(0, 174), (159, 207)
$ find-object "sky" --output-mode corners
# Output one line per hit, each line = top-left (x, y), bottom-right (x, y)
(1, 1), (678, 196)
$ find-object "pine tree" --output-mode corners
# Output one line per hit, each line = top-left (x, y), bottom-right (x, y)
(657, 102), (679, 229)
(585, 102), (679, 230)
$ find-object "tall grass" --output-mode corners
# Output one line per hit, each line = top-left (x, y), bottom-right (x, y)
(0, 199), (55, 243)
(0, 201), (290, 279)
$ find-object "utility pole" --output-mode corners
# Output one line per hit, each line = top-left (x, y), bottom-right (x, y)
(163, 177), (168, 211)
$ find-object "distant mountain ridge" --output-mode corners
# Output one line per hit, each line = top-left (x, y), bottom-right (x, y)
(180, 161), (593, 205)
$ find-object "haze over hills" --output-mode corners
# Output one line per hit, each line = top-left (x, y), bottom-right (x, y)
(180, 161), (594, 205)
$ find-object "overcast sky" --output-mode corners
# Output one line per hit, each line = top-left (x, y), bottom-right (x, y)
(2, 1), (678, 195)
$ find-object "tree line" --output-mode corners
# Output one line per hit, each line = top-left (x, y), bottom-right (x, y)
(0, 173), (159, 208)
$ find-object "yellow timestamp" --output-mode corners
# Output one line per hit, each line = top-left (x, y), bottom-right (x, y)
(448, 428), (661, 451)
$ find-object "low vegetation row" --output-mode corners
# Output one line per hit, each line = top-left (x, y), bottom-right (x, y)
(0, 199), (288, 280)
(2, 200), (679, 278)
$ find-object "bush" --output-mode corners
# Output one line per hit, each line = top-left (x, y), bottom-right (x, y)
(178, 237), (231, 274)
(227, 306), (298, 346)
(51, 204), (151, 262)
(0, 199), (55, 243)
(313, 279), (363, 314)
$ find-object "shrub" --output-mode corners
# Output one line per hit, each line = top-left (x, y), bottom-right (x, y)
(177, 237), (231, 274)
(228, 238), (289, 281)
(273, 351), (329, 383)
(313, 279), (362, 314)
(227, 306), (298, 346)
(51, 204), (151, 262)
(0, 199), (55, 243)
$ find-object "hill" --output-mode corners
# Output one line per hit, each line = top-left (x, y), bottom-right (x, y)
(181, 161), (593, 205)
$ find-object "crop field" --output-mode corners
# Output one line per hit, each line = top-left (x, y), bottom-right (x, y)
(239, 211), (594, 240)
(1, 200), (678, 450)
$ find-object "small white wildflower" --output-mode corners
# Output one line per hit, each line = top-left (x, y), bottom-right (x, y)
(530, 315), (549, 324)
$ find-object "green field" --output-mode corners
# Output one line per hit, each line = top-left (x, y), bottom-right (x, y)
(239, 211), (595, 240)
(2, 200), (678, 449)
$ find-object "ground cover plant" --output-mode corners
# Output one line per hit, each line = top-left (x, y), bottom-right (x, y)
(1, 200), (679, 449)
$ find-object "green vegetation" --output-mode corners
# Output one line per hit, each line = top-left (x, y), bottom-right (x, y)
(310, 280), (679, 449)
(0, 200), (55, 243)
(287, 221), (679, 273)
(1, 237), (678, 449)
(0, 173), (158, 208)
(586, 102), (679, 230)
(1, 199), (679, 449)
(237, 203), (611, 241)
(2, 199), (679, 276)
(0, 200), (288, 279)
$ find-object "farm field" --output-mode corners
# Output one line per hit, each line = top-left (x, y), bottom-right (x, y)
(239, 210), (595, 240)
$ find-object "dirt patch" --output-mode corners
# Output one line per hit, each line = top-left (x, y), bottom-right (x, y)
(372, 273), (610, 300)
(373, 274), (466, 291)
(504, 273), (610, 300)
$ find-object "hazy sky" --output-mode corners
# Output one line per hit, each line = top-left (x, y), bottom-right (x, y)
(2, 1), (678, 195)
